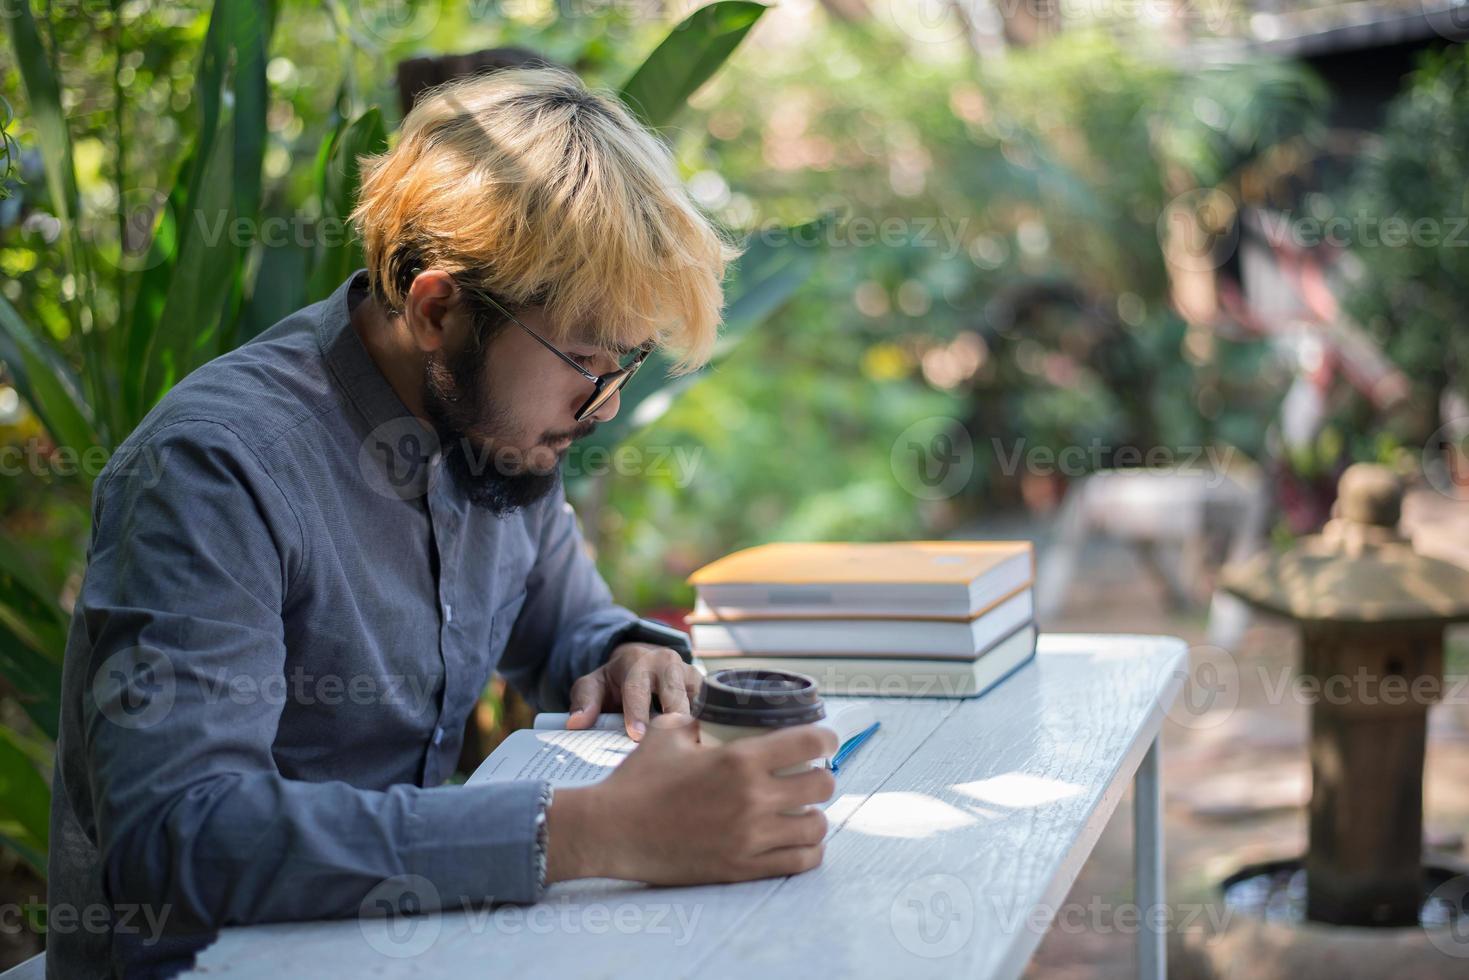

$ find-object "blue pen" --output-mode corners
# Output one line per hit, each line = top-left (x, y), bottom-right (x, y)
(829, 722), (880, 774)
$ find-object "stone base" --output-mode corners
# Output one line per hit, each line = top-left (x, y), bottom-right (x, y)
(1168, 859), (1469, 980)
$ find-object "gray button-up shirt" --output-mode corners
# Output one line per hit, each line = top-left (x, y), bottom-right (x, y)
(45, 271), (638, 978)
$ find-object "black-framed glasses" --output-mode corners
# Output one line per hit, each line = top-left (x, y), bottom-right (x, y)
(464, 285), (654, 423)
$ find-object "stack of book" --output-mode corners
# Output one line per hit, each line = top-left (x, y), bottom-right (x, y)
(687, 541), (1038, 699)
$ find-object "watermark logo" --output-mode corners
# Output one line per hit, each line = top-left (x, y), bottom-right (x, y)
(359, 417), (441, 501)
(1422, 417), (1469, 502)
(82, 187), (173, 272)
(1159, 188), (1239, 273)
(891, 416), (974, 501)
(883, 0), (969, 46)
(1164, 644), (1241, 730)
(350, 0), (441, 45)
(91, 646), (176, 730)
(1422, 0), (1469, 41)
(1424, 874), (1469, 957)
(890, 873), (974, 958)
(358, 874), (442, 959)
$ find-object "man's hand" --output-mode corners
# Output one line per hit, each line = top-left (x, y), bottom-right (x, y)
(544, 714), (838, 886)
(566, 642), (701, 741)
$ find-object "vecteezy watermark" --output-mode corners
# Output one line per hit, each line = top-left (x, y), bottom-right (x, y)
(561, 444), (702, 487)
(1424, 874), (1469, 958)
(1162, 644), (1242, 731)
(197, 666), (442, 714)
(358, 418), (441, 501)
(358, 875), (704, 960)
(888, 422), (1243, 502)
(81, 187), (174, 273)
(0, 440), (166, 485)
(1256, 663), (1469, 710)
(359, 874), (443, 959)
(1254, 209), (1469, 251)
(89, 656), (447, 725)
(988, 894), (1231, 938)
(1421, 0), (1469, 42)
(890, 874), (1230, 959)
(347, 0), (442, 45)
(890, 416), (976, 502)
(1, 899), (173, 944)
(990, 438), (1239, 484)
(1422, 417), (1469, 503)
(357, 419), (704, 501)
(192, 210), (354, 252)
(1158, 188), (1240, 273)
(457, 896), (703, 943)
(750, 216), (973, 261)
(92, 646), (177, 730)
(890, 873), (974, 958)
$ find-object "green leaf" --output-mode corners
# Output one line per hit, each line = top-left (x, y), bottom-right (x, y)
(0, 829), (47, 879)
(0, 294), (101, 467)
(307, 107), (388, 302)
(715, 212), (833, 355)
(0, 529), (66, 643)
(139, 102), (239, 412)
(0, 616), (62, 742)
(579, 214), (831, 449)
(236, 238), (309, 346)
(618, 2), (767, 129)
(6, 1), (79, 247)
(131, 0), (272, 419)
(0, 726), (52, 873)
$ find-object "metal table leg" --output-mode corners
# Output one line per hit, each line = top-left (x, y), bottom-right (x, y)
(1134, 736), (1164, 980)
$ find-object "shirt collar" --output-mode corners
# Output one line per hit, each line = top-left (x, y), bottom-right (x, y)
(315, 270), (419, 436)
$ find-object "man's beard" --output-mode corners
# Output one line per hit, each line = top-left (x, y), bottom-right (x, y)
(421, 339), (594, 515)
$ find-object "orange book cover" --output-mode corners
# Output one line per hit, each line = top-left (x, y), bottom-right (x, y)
(687, 540), (1034, 587)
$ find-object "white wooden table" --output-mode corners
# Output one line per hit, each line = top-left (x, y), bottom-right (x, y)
(183, 633), (1186, 979)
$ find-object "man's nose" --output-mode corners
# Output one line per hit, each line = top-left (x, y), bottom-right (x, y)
(588, 385), (621, 423)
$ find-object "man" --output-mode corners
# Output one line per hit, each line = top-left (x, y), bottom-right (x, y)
(47, 68), (836, 979)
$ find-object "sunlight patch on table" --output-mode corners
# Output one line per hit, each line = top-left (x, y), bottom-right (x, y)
(842, 791), (978, 838)
(952, 771), (1083, 809)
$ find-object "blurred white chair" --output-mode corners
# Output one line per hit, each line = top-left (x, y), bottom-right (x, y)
(1036, 464), (1269, 649)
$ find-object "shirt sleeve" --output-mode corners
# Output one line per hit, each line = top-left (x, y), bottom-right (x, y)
(494, 475), (638, 712)
(77, 419), (552, 933)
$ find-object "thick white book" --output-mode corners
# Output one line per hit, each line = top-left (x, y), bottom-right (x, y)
(690, 589), (1032, 660)
(694, 625), (1037, 699)
(465, 702), (880, 789)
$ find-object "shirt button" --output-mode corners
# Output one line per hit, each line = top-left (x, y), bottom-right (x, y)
(433, 726), (445, 746)
(443, 603), (453, 623)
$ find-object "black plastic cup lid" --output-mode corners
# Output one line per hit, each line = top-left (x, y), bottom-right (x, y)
(693, 668), (826, 728)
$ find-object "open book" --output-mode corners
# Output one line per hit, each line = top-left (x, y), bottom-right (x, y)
(466, 702), (880, 789)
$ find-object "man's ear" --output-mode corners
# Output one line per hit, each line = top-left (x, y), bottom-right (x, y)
(401, 269), (469, 354)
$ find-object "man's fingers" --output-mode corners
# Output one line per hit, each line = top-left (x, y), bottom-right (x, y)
(642, 711), (698, 749)
(655, 659), (693, 717)
(735, 723), (839, 770)
(620, 674), (654, 741)
(744, 842), (825, 880)
(768, 765), (837, 810)
(566, 671), (608, 730)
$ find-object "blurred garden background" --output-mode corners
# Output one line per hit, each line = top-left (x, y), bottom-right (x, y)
(3, 0), (1469, 973)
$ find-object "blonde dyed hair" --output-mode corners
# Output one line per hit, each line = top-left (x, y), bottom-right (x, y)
(352, 67), (740, 374)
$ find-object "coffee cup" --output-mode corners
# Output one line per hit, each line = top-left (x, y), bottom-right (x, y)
(693, 668), (827, 813)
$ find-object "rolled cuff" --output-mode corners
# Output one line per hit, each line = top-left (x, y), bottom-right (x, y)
(409, 778), (552, 907)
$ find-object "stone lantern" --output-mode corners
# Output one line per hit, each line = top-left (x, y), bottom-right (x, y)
(1221, 463), (1469, 927)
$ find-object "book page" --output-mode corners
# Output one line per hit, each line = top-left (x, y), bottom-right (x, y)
(469, 703), (880, 789)
(532, 712), (649, 732)
(466, 729), (636, 787)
